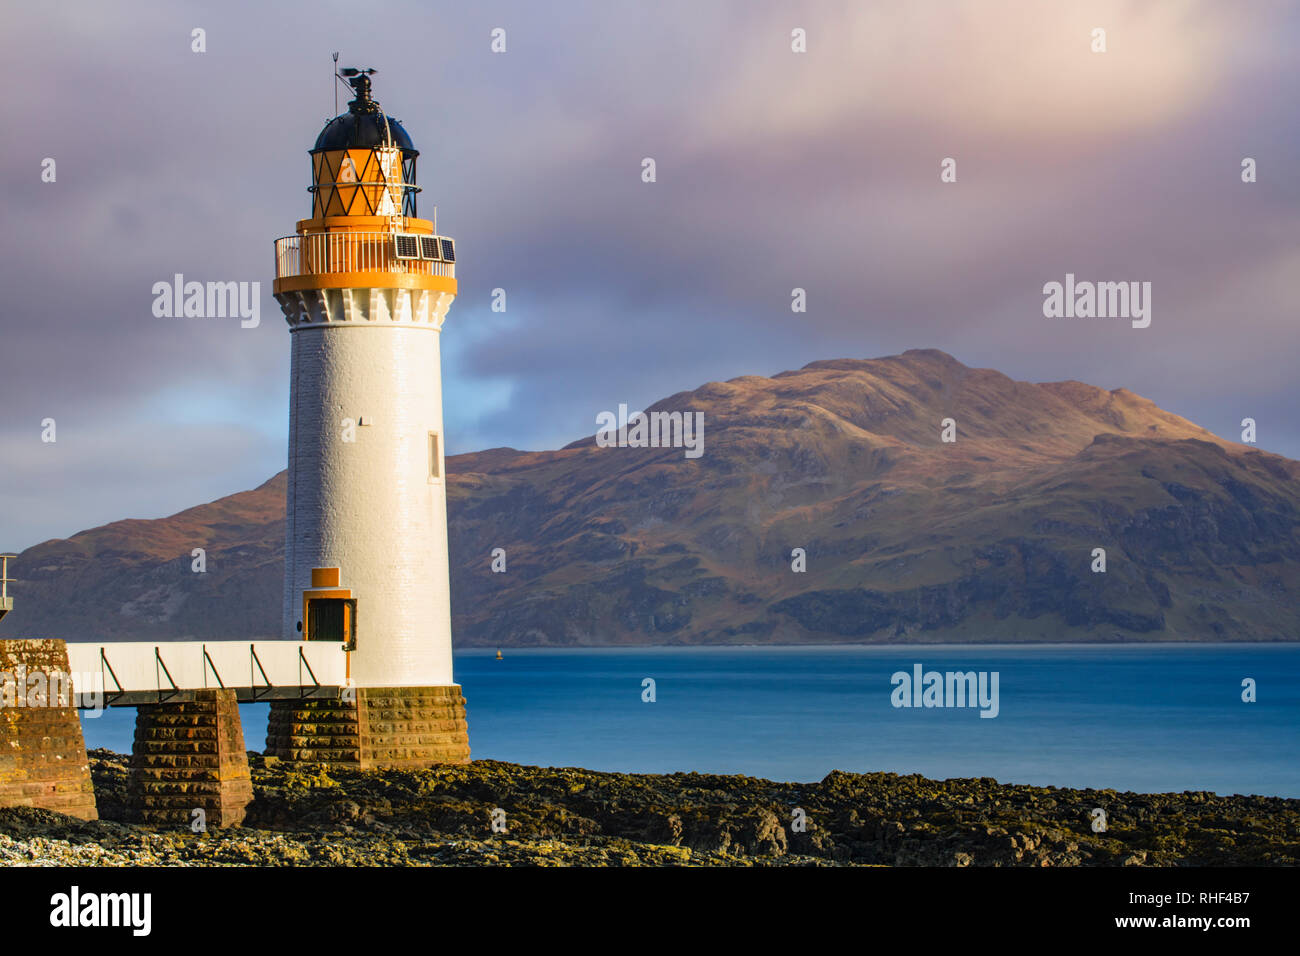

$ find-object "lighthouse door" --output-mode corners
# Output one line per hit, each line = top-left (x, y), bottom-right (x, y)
(307, 598), (356, 648)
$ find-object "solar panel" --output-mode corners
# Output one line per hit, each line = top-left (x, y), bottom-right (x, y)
(419, 236), (440, 260)
(393, 234), (420, 260)
(439, 238), (456, 263)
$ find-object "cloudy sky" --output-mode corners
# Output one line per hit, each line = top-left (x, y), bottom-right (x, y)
(1, 0), (1297, 552)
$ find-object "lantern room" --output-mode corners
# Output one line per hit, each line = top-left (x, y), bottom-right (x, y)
(309, 69), (420, 219)
(272, 67), (456, 303)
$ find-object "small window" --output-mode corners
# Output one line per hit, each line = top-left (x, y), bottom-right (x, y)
(429, 431), (441, 479)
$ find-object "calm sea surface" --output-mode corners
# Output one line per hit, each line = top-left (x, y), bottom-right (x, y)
(80, 644), (1300, 797)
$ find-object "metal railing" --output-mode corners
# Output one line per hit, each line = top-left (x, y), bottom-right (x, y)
(65, 640), (348, 706)
(274, 232), (455, 280)
(0, 553), (14, 618)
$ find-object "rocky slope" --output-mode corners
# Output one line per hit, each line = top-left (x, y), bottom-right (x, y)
(0, 750), (1294, 866)
(5, 349), (1299, 644)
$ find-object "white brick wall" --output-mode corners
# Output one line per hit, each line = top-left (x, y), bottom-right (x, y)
(280, 288), (454, 687)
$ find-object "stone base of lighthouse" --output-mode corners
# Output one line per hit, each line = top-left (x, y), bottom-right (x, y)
(0, 639), (98, 820)
(125, 689), (253, 827)
(265, 686), (470, 770)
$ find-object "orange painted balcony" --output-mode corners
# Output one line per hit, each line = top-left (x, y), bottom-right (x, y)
(274, 231), (456, 282)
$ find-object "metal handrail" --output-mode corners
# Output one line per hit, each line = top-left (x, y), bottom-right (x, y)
(202, 645), (226, 690)
(0, 554), (14, 613)
(297, 646), (321, 699)
(250, 644), (272, 701)
(307, 180), (421, 194)
(274, 231), (455, 280)
(99, 647), (124, 706)
(153, 646), (179, 703)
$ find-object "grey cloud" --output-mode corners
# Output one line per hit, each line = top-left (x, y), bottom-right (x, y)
(1, 0), (1297, 551)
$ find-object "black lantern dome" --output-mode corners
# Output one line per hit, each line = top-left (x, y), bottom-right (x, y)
(312, 71), (417, 156)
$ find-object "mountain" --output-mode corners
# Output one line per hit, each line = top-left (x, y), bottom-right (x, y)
(6, 350), (1299, 645)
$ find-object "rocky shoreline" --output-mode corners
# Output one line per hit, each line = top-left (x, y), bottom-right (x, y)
(0, 750), (1295, 866)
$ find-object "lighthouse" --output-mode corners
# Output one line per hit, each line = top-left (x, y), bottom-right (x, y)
(265, 69), (470, 768)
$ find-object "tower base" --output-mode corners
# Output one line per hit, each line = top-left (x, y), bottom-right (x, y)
(0, 639), (97, 820)
(125, 689), (253, 827)
(265, 685), (470, 769)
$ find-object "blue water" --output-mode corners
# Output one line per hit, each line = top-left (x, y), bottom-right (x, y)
(80, 645), (1300, 797)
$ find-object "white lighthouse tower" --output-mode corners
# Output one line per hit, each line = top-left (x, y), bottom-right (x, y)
(266, 68), (469, 768)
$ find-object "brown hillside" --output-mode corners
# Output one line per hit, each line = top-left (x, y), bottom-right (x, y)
(5, 350), (1297, 645)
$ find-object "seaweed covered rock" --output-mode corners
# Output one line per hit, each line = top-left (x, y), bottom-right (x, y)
(0, 752), (1294, 866)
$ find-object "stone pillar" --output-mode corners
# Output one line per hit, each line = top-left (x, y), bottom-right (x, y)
(126, 689), (252, 827)
(0, 639), (97, 820)
(266, 685), (470, 770)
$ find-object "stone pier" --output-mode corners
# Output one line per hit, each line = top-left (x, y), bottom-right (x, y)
(266, 685), (470, 770)
(0, 639), (97, 819)
(125, 688), (253, 827)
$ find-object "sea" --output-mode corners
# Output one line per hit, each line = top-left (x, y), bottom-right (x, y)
(79, 644), (1300, 798)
